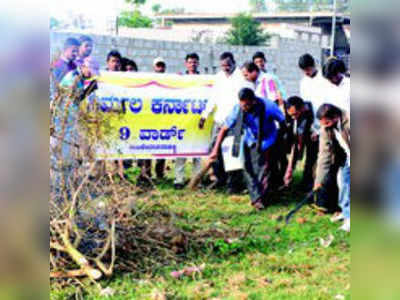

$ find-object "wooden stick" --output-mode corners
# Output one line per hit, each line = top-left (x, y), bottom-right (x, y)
(188, 158), (214, 190)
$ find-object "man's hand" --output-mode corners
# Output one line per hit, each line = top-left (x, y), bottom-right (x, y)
(311, 132), (319, 142)
(313, 183), (323, 191)
(284, 168), (293, 186)
(198, 117), (206, 129)
(208, 150), (218, 162)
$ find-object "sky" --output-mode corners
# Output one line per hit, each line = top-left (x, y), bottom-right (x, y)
(50, 0), (253, 20)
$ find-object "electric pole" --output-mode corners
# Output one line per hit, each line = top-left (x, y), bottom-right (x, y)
(330, 0), (337, 57)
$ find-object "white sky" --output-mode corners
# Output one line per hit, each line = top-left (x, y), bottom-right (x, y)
(50, 0), (252, 20)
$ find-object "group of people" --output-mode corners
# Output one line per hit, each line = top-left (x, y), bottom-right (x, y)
(51, 35), (350, 232)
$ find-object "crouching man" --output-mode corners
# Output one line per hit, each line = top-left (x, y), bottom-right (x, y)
(314, 104), (350, 232)
(208, 88), (286, 210)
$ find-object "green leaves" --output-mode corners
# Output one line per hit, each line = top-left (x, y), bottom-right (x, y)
(225, 13), (271, 46)
(118, 10), (153, 28)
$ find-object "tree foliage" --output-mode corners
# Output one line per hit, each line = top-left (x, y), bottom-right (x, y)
(225, 13), (270, 46)
(118, 10), (153, 28)
(152, 4), (161, 14)
(274, 0), (349, 13)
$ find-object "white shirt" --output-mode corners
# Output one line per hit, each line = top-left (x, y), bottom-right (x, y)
(324, 76), (350, 113)
(202, 68), (251, 124)
(300, 70), (330, 113)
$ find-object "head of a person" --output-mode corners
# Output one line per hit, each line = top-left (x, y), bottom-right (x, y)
(238, 87), (257, 113)
(185, 53), (199, 74)
(317, 103), (342, 128)
(220, 52), (235, 75)
(81, 56), (100, 78)
(78, 35), (93, 58)
(121, 57), (138, 72)
(241, 61), (260, 83)
(153, 57), (166, 73)
(287, 96), (305, 120)
(252, 51), (267, 72)
(63, 37), (80, 61)
(106, 50), (122, 71)
(323, 58), (346, 85)
(298, 53), (316, 77)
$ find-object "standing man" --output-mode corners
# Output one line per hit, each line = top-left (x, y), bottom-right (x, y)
(136, 57), (167, 186)
(284, 96), (319, 190)
(52, 37), (80, 84)
(323, 58), (350, 112)
(252, 51), (287, 102)
(199, 52), (250, 192)
(314, 104), (350, 232)
(209, 88), (286, 210)
(174, 53), (202, 189)
(298, 54), (330, 129)
(241, 62), (279, 102)
(75, 35), (94, 67)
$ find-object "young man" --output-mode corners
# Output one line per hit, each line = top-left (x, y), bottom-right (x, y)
(75, 35), (94, 67)
(241, 62), (279, 102)
(298, 54), (329, 123)
(323, 58), (350, 112)
(121, 58), (138, 72)
(136, 57), (167, 186)
(314, 104), (350, 232)
(284, 96), (319, 190)
(106, 50), (122, 71)
(252, 51), (287, 101)
(209, 88), (286, 210)
(199, 52), (250, 192)
(52, 37), (80, 84)
(174, 53), (202, 189)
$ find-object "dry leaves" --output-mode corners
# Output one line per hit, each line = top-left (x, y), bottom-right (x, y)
(170, 263), (206, 279)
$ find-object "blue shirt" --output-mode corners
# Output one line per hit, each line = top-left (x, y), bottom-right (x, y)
(225, 97), (285, 151)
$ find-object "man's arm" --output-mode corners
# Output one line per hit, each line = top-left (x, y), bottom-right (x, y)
(209, 126), (229, 161)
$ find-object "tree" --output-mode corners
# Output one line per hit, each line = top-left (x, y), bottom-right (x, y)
(125, 0), (146, 9)
(249, 0), (267, 12)
(152, 4), (161, 14)
(118, 10), (153, 28)
(225, 13), (271, 46)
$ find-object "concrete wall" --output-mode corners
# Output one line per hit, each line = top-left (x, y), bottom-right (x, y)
(50, 31), (321, 96)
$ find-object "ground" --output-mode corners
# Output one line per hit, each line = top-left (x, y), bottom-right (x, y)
(51, 165), (350, 300)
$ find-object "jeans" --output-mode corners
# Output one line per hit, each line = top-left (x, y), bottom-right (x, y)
(337, 159), (350, 219)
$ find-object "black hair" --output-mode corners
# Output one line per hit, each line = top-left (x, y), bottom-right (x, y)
(317, 103), (342, 120)
(298, 53), (315, 70)
(220, 52), (235, 62)
(238, 88), (256, 101)
(323, 58), (346, 80)
(287, 96), (305, 110)
(252, 51), (266, 62)
(79, 35), (93, 44)
(63, 37), (80, 50)
(107, 50), (122, 62)
(121, 57), (138, 71)
(185, 52), (200, 61)
(241, 61), (259, 73)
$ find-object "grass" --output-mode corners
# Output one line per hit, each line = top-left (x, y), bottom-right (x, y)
(51, 163), (350, 300)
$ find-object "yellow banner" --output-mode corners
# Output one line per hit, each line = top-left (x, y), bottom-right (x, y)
(95, 72), (215, 159)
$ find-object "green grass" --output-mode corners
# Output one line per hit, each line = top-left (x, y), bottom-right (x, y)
(51, 164), (350, 300)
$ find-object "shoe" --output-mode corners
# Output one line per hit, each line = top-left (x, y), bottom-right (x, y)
(174, 183), (185, 190)
(331, 212), (345, 223)
(339, 218), (350, 232)
(252, 199), (265, 211)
